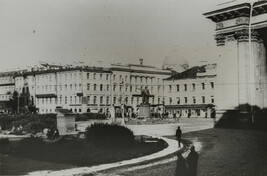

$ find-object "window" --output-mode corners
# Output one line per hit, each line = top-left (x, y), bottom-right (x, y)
(100, 74), (103, 80)
(125, 97), (128, 104)
(202, 96), (205, 103)
(106, 96), (109, 104)
(106, 74), (109, 80)
(113, 96), (116, 104)
(192, 83), (195, 91)
(125, 85), (128, 92)
(93, 73), (96, 80)
(106, 85), (109, 91)
(211, 96), (214, 103)
(100, 96), (103, 104)
(158, 98), (161, 104)
(119, 75), (122, 81)
(70, 84), (72, 91)
(93, 96), (97, 104)
(193, 96), (196, 104)
(87, 96), (90, 104)
(177, 97), (180, 104)
(169, 85), (172, 92)
(94, 84), (97, 91)
(113, 85), (116, 91)
(140, 77), (143, 83)
(70, 96), (72, 104)
(130, 86), (132, 92)
(176, 85), (179, 92)
(79, 84), (81, 90)
(211, 82), (214, 89)
(202, 83), (205, 90)
(65, 97), (67, 104)
(87, 73), (90, 79)
(65, 84), (67, 91)
(184, 84), (187, 91)
(113, 75), (116, 81)
(169, 98), (172, 105)
(158, 86), (160, 93)
(131, 97), (134, 104)
(125, 76), (127, 82)
(120, 85), (122, 91)
(151, 86), (153, 93)
(145, 77), (147, 83)
(184, 97), (188, 104)
(100, 84), (103, 91)
(87, 83), (90, 90)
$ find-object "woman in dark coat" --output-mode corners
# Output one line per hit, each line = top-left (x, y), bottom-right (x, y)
(175, 152), (188, 176)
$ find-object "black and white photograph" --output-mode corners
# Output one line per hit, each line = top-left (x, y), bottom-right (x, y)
(0, 0), (267, 175)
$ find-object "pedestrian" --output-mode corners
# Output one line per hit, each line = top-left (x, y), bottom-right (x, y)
(54, 129), (60, 139)
(175, 152), (188, 176)
(187, 145), (199, 176)
(176, 126), (182, 147)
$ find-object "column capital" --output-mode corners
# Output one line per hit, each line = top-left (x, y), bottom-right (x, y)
(215, 34), (226, 46)
(234, 29), (259, 42)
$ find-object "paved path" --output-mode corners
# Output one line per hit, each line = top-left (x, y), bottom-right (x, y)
(25, 118), (213, 176)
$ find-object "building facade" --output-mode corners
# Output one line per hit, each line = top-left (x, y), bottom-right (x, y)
(1, 61), (218, 118)
(12, 61), (172, 115)
(204, 1), (267, 118)
(164, 64), (216, 118)
(0, 71), (17, 113)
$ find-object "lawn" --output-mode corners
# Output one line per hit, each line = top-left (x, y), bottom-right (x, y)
(108, 128), (267, 176)
(0, 136), (167, 175)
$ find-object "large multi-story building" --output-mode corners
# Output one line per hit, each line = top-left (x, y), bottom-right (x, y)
(163, 63), (216, 118)
(12, 60), (172, 114)
(0, 70), (25, 114)
(0, 61), (217, 118)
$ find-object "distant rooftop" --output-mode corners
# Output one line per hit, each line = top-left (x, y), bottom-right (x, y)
(165, 64), (216, 80)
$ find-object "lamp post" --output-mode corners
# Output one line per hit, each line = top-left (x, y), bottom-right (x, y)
(248, 1), (256, 124)
(120, 79), (125, 125)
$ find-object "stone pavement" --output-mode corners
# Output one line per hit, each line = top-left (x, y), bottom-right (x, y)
(25, 118), (213, 176)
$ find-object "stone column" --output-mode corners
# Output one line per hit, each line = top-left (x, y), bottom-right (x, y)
(215, 34), (239, 114)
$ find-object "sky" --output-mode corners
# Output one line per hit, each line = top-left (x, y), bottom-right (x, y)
(0, 0), (226, 72)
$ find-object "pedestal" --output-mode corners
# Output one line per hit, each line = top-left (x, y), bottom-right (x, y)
(139, 104), (151, 118)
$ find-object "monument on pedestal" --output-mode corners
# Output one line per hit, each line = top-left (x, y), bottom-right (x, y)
(133, 87), (154, 118)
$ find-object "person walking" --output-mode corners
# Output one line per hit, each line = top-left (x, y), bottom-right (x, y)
(176, 126), (182, 147)
(175, 153), (188, 176)
(187, 145), (199, 176)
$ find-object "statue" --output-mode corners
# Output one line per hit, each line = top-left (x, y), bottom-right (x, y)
(141, 87), (150, 104)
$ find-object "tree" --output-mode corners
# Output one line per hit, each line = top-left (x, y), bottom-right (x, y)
(6, 91), (19, 114)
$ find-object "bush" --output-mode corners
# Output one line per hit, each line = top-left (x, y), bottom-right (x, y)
(85, 123), (134, 147)
(76, 113), (107, 121)
(0, 114), (56, 133)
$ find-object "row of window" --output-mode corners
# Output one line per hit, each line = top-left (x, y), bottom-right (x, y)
(169, 82), (214, 92)
(37, 96), (165, 106)
(167, 96), (215, 105)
